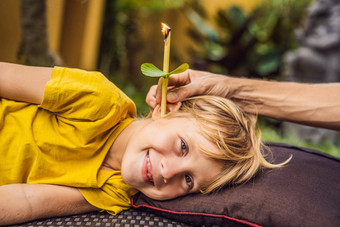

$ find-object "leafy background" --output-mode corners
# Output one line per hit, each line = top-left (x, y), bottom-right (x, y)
(15, 0), (340, 157)
(99, 0), (339, 157)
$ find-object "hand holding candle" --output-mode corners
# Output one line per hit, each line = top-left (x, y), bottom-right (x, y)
(141, 22), (189, 117)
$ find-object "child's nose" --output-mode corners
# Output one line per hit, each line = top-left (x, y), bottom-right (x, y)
(160, 157), (184, 183)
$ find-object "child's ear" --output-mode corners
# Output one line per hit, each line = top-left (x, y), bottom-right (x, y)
(151, 102), (182, 120)
(151, 104), (161, 120)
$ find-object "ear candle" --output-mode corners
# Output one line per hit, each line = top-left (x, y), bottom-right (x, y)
(141, 24), (188, 113)
(161, 23), (171, 117)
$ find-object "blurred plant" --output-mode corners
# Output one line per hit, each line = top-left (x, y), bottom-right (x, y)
(186, 0), (313, 78)
(98, 0), (189, 79)
(261, 122), (340, 158)
(98, 0), (190, 113)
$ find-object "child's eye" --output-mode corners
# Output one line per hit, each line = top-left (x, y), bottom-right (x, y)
(180, 139), (188, 156)
(185, 175), (193, 188)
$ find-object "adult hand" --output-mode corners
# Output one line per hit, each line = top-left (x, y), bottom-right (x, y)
(145, 69), (229, 109)
(145, 68), (340, 130)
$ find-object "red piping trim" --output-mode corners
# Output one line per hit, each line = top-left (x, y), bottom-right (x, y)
(130, 197), (262, 227)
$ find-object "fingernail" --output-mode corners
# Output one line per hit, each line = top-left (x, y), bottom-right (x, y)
(168, 92), (178, 101)
(149, 100), (155, 107)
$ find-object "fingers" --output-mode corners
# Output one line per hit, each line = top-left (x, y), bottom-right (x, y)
(167, 84), (196, 103)
(145, 85), (158, 108)
(164, 70), (193, 102)
(146, 69), (201, 108)
(167, 70), (191, 87)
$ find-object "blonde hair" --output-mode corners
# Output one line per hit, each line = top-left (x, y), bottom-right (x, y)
(166, 95), (291, 193)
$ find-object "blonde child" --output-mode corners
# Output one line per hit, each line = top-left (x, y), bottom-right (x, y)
(0, 62), (288, 225)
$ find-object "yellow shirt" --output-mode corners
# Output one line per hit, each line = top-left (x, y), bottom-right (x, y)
(0, 67), (138, 215)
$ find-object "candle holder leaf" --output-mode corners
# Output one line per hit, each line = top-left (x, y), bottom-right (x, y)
(141, 63), (189, 78)
(141, 63), (164, 77)
(165, 63), (189, 78)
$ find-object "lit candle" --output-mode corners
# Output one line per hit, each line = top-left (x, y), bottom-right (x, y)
(161, 22), (171, 117)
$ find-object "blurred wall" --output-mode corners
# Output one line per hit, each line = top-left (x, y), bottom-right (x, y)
(0, 0), (105, 70)
(0, 0), (21, 63)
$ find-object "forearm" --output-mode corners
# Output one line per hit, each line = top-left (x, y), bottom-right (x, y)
(226, 77), (340, 130)
(0, 184), (34, 225)
(0, 184), (98, 226)
(0, 62), (53, 104)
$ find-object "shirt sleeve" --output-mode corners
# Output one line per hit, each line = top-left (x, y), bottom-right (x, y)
(40, 66), (136, 122)
(78, 170), (138, 215)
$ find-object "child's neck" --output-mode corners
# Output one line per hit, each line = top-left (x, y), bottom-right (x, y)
(102, 118), (152, 171)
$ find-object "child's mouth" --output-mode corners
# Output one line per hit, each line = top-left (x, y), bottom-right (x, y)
(143, 151), (154, 186)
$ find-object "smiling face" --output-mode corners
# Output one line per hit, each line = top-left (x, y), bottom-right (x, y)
(120, 117), (223, 200)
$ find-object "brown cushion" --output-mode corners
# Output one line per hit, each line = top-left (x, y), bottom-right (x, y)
(131, 142), (340, 227)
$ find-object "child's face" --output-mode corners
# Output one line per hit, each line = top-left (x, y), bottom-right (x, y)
(121, 117), (222, 200)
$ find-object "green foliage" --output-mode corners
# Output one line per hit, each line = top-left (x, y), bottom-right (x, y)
(99, 0), (190, 75)
(261, 124), (340, 158)
(186, 0), (313, 78)
(106, 72), (151, 115)
(123, 83), (151, 116)
(141, 63), (189, 78)
(98, 0), (191, 113)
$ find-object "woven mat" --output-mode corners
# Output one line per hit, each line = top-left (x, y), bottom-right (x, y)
(12, 209), (192, 227)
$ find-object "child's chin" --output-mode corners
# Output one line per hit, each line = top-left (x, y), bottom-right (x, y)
(143, 192), (176, 201)
(120, 173), (137, 188)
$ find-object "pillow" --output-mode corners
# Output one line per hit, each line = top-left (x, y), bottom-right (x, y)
(131, 142), (340, 227)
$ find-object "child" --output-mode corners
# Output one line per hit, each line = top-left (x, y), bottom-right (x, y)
(0, 62), (288, 225)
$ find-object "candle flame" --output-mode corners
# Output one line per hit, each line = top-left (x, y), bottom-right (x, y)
(161, 22), (171, 41)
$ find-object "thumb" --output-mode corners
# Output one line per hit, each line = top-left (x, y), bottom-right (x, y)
(167, 84), (197, 103)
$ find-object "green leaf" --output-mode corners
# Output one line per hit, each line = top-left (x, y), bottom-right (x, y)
(141, 63), (164, 77)
(166, 63), (189, 78)
(141, 63), (189, 78)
